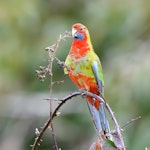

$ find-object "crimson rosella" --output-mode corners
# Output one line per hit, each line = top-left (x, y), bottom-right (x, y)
(64, 23), (110, 138)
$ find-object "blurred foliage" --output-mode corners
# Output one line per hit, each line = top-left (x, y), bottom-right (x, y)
(0, 0), (150, 150)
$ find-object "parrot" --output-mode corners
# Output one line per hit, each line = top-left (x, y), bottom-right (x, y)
(64, 23), (110, 139)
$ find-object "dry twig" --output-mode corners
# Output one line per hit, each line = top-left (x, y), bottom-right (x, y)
(33, 31), (72, 150)
(31, 91), (82, 150)
(32, 90), (126, 150)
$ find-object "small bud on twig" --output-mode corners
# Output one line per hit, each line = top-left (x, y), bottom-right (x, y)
(56, 111), (61, 116)
(35, 128), (40, 136)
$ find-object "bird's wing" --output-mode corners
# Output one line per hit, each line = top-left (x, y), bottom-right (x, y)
(91, 60), (110, 134)
(92, 60), (104, 96)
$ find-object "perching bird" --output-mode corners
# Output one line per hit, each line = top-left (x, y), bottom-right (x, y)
(64, 23), (110, 138)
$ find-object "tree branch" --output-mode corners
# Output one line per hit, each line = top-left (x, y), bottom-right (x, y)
(31, 91), (82, 150)
(32, 90), (126, 150)
(35, 31), (72, 150)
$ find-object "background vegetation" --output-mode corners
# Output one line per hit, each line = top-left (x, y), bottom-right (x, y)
(0, 0), (150, 150)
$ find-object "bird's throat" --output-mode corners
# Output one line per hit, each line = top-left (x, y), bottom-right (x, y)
(70, 40), (91, 59)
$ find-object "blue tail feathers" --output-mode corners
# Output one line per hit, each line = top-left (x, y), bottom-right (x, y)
(87, 101), (110, 136)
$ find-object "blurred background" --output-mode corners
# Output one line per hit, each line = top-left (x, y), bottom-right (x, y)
(0, 0), (150, 150)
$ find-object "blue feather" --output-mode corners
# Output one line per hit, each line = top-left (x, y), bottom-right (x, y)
(74, 33), (84, 40)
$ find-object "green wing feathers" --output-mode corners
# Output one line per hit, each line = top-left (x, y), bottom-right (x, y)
(92, 60), (104, 96)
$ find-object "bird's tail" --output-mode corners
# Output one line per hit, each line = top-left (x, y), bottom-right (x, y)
(86, 96), (110, 139)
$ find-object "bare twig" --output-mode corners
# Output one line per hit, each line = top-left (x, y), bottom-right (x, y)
(121, 116), (141, 129)
(31, 91), (82, 150)
(47, 41), (57, 150)
(36, 31), (71, 82)
(46, 32), (72, 150)
(32, 90), (126, 150)
(35, 31), (72, 150)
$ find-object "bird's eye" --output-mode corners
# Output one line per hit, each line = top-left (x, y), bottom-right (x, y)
(80, 27), (83, 31)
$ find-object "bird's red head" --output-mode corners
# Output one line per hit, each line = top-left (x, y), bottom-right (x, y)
(72, 23), (89, 40)
(69, 23), (93, 57)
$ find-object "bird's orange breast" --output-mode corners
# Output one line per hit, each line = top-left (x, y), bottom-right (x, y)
(68, 71), (99, 94)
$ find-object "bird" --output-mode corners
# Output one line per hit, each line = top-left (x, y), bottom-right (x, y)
(64, 23), (110, 139)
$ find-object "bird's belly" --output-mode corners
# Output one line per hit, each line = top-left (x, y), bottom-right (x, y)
(69, 70), (99, 94)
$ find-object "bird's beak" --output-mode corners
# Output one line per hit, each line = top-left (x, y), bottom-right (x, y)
(72, 28), (77, 37)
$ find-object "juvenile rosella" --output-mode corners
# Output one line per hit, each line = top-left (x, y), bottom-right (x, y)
(64, 23), (110, 138)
